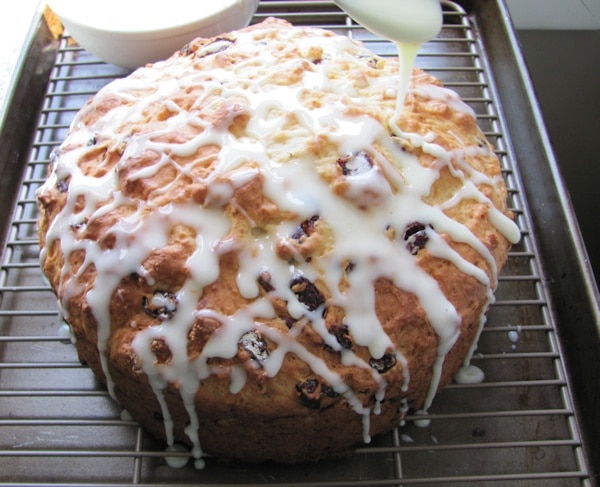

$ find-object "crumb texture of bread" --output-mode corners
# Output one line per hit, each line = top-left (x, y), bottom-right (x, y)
(37, 18), (519, 463)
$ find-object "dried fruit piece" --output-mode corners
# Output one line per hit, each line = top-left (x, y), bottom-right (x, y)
(56, 179), (69, 193)
(284, 317), (297, 329)
(369, 353), (397, 373)
(196, 38), (234, 58)
(291, 215), (320, 241)
(290, 275), (325, 311)
(142, 290), (178, 320)
(69, 218), (87, 231)
(337, 151), (374, 176)
(331, 323), (353, 350)
(257, 271), (275, 293)
(296, 378), (320, 409)
(179, 43), (194, 56)
(403, 222), (430, 255)
(321, 383), (340, 399)
(238, 330), (269, 362)
(296, 378), (339, 409)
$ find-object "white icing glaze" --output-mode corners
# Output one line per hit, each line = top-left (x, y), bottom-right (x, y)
(334, 0), (442, 130)
(120, 409), (133, 421)
(334, 0), (443, 44)
(37, 21), (520, 462)
(57, 322), (75, 343)
(454, 364), (485, 385)
(508, 330), (519, 343)
(165, 444), (190, 469)
(412, 410), (431, 428)
(507, 323), (522, 350)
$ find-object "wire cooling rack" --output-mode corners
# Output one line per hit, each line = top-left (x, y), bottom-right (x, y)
(0, 1), (593, 485)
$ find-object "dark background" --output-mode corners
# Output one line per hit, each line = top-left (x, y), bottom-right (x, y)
(517, 29), (600, 286)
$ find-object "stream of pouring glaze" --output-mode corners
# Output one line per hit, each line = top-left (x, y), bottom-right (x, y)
(334, 0), (495, 411)
(334, 0), (443, 133)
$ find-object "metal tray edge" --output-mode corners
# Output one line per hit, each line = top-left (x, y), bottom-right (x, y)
(0, 5), (58, 259)
(470, 0), (600, 480)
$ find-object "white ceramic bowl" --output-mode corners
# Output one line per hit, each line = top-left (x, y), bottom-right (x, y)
(47, 0), (260, 69)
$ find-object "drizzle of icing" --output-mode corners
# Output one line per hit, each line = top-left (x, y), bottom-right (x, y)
(507, 323), (522, 350)
(412, 410), (431, 428)
(454, 364), (485, 385)
(333, 0), (443, 132)
(120, 409), (133, 421)
(57, 322), (75, 343)
(37, 21), (520, 462)
(165, 444), (190, 469)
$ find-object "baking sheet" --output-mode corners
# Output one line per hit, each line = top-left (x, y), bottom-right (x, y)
(0, 0), (597, 485)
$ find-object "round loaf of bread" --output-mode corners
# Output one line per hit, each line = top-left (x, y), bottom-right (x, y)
(37, 18), (519, 463)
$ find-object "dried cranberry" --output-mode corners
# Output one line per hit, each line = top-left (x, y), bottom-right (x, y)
(197, 38), (234, 58)
(142, 290), (178, 320)
(180, 43), (194, 56)
(238, 330), (269, 362)
(290, 275), (325, 311)
(337, 151), (374, 176)
(69, 219), (87, 230)
(257, 271), (274, 293)
(291, 215), (319, 240)
(366, 56), (380, 69)
(369, 353), (397, 373)
(296, 379), (340, 409)
(56, 179), (69, 193)
(403, 222), (430, 255)
(297, 378), (321, 409)
(331, 323), (352, 350)
(321, 383), (340, 398)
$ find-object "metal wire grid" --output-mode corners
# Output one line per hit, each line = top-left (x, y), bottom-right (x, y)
(0, 1), (592, 485)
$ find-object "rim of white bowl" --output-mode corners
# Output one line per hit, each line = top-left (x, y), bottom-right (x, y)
(47, 0), (246, 37)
